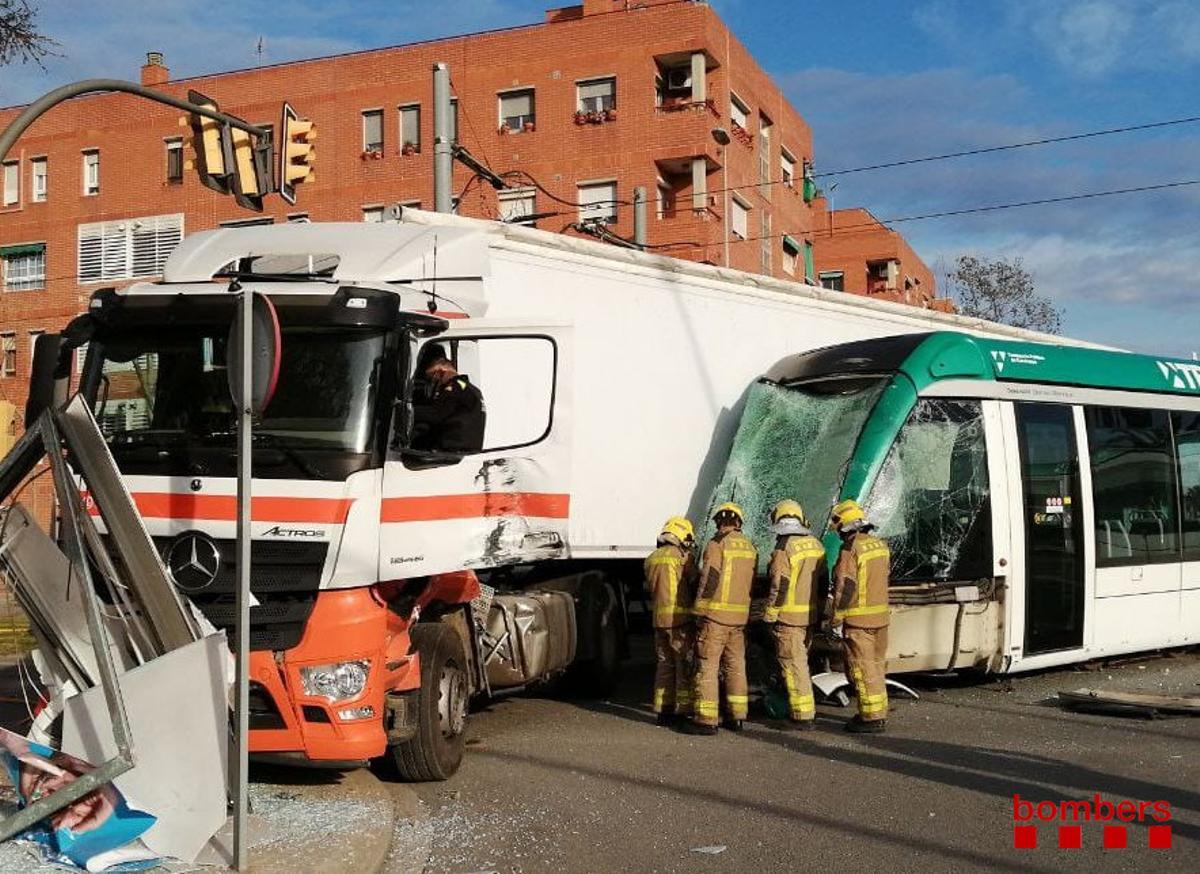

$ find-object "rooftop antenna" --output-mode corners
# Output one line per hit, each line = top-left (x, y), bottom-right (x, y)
(255, 36), (265, 66)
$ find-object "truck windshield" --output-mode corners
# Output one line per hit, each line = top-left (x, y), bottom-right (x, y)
(704, 375), (887, 565)
(94, 326), (385, 469)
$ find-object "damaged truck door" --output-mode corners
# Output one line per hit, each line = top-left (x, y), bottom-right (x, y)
(381, 322), (572, 579)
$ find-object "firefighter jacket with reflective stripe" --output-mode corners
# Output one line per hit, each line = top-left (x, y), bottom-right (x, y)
(694, 530), (757, 626)
(832, 531), (891, 629)
(765, 534), (827, 626)
(644, 543), (697, 629)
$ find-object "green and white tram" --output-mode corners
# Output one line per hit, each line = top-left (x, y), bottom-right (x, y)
(713, 331), (1200, 674)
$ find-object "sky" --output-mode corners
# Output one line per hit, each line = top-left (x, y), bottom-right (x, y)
(4, 0), (1200, 355)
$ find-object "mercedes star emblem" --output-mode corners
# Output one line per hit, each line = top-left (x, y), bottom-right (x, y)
(166, 532), (221, 592)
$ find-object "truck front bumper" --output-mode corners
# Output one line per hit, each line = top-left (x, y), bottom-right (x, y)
(246, 586), (417, 762)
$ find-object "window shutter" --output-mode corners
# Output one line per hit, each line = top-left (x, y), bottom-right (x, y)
(502, 91), (533, 117)
(79, 214), (183, 283)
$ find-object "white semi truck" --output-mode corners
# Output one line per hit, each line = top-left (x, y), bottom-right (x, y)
(47, 210), (1067, 779)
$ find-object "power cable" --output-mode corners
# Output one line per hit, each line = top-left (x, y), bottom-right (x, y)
(687, 177), (1200, 249)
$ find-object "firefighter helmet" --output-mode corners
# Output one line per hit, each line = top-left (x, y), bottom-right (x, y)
(829, 498), (866, 531)
(770, 499), (807, 526)
(660, 516), (695, 546)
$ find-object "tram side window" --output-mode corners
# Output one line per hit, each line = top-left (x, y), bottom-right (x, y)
(1085, 406), (1178, 565)
(867, 399), (992, 582)
(1175, 411), (1200, 561)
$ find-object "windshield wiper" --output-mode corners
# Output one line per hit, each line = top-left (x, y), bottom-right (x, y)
(252, 431), (331, 480)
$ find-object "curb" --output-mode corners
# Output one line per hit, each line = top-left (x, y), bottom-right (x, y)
(246, 767), (398, 874)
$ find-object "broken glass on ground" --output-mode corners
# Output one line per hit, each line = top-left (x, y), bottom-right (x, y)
(702, 377), (886, 569)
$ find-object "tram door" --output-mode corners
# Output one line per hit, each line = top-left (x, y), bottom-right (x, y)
(1015, 403), (1086, 654)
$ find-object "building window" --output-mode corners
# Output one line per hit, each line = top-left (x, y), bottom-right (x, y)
(577, 77), (616, 113)
(498, 187), (536, 226)
(780, 149), (796, 189)
(449, 98), (459, 145)
(82, 150), (100, 196)
(819, 271), (844, 291)
(578, 181), (617, 224)
(782, 236), (800, 276)
(656, 180), (673, 219)
(287, 212), (310, 223)
(31, 157), (47, 202)
(77, 214), (183, 283)
(758, 115), (772, 196)
(2, 160), (17, 206)
(2, 243), (46, 291)
(362, 205), (385, 222)
(1, 333), (15, 377)
(730, 195), (749, 239)
(760, 211), (771, 275)
(499, 89), (535, 133)
(399, 104), (421, 153)
(362, 109), (384, 153)
(1087, 406), (1178, 566)
(166, 138), (183, 183)
(730, 93), (749, 131)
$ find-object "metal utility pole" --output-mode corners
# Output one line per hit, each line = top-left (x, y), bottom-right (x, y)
(433, 63), (454, 213)
(232, 287), (253, 871)
(633, 186), (647, 249)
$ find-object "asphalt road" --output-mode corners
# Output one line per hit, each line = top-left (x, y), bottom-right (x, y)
(386, 635), (1200, 874)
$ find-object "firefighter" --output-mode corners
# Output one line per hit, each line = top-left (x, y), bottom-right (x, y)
(686, 502), (757, 735)
(644, 516), (699, 726)
(410, 348), (486, 453)
(829, 498), (891, 733)
(764, 499), (827, 731)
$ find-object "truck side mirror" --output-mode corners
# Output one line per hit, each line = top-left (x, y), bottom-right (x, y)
(25, 333), (64, 428)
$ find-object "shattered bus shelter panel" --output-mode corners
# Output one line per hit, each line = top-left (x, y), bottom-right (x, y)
(703, 378), (886, 568)
(865, 399), (993, 583)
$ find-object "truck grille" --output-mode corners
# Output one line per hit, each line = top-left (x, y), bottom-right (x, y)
(153, 537), (328, 652)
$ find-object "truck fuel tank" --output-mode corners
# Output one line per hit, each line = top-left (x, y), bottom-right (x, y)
(482, 591), (576, 689)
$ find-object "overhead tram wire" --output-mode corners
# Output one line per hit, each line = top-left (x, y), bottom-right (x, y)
(684, 177), (1200, 250)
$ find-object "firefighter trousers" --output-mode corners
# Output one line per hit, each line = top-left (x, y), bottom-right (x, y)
(693, 619), (748, 726)
(652, 626), (694, 715)
(843, 624), (889, 722)
(772, 624), (816, 722)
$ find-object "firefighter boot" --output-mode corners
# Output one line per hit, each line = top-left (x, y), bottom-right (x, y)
(845, 715), (886, 734)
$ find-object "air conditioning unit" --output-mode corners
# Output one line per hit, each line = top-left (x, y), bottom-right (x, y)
(667, 68), (692, 91)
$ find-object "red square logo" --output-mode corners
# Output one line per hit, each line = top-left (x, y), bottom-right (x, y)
(1103, 825), (1127, 849)
(1058, 825), (1082, 849)
(1013, 826), (1037, 849)
(1148, 825), (1172, 849)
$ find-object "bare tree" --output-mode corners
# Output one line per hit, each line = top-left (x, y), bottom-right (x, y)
(946, 254), (1063, 334)
(1, 0), (55, 68)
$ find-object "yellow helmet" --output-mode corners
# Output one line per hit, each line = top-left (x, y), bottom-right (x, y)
(713, 502), (745, 524)
(829, 498), (866, 530)
(770, 499), (807, 526)
(660, 516), (695, 545)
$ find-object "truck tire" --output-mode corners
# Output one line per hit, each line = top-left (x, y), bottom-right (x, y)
(391, 623), (469, 781)
(571, 580), (625, 697)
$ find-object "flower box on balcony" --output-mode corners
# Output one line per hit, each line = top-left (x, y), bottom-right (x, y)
(400, 142), (419, 156)
(360, 148), (384, 161)
(523, 121), (536, 133)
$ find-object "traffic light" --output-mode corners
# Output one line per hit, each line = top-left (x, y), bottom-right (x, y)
(229, 124), (272, 212)
(182, 89), (233, 194)
(279, 102), (316, 205)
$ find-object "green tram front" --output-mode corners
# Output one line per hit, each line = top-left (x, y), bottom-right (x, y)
(709, 331), (1200, 674)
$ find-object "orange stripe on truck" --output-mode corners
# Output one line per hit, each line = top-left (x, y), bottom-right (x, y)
(88, 492), (354, 524)
(380, 492), (570, 523)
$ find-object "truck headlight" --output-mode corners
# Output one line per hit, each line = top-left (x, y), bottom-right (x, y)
(299, 660), (370, 701)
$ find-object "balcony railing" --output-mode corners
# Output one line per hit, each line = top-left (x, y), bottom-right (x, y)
(655, 97), (720, 118)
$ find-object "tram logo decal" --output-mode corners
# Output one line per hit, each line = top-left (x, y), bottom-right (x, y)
(1157, 360), (1200, 391)
(991, 350), (1045, 374)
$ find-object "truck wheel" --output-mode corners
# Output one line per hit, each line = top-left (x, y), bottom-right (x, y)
(572, 581), (625, 697)
(391, 623), (469, 781)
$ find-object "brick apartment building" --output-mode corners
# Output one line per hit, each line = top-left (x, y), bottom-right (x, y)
(811, 199), (946, 310)
(0, 0), (938, 426)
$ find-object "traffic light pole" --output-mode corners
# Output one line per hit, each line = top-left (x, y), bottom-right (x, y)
(0, 78), (267, 164)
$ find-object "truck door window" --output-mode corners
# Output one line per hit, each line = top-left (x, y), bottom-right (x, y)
(402, 336), (556, 466)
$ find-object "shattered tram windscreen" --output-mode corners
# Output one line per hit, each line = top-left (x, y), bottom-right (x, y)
(703, 377), (886, 568)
